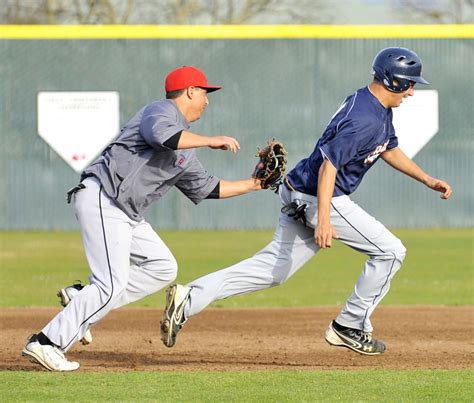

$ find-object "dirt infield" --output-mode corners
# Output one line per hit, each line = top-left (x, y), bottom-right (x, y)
(2, 306), (473, 372)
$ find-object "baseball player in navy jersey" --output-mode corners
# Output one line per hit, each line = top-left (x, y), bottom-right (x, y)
(161, 47), (453, 355)
(22, 66), (264, 371)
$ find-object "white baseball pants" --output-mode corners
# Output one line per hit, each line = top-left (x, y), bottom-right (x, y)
(185, 184), (406, 333)
(42, 177), (177, 351)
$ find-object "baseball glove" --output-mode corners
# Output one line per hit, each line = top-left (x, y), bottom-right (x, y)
(252, 139), (288, 191)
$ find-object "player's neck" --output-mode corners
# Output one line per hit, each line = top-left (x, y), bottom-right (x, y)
(173, 98), (193, 123)
(368, 82), (390, 109)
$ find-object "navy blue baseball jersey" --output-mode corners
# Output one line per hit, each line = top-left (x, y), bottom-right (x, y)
(287, 86), (398, 196)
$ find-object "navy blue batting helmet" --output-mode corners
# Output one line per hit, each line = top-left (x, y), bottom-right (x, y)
(372, 47), (429, 93)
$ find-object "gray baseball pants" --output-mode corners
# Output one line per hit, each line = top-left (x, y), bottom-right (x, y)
(185, 184), (406, 333)
(42, 177), (177, 352)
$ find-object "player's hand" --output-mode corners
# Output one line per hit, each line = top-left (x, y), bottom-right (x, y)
(425, 177), (453, 200)
(209, 136), (241, 153)
(315, 222), (338, 249)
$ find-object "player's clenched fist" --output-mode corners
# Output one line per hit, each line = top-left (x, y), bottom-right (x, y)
(209, 136), (241, 152)
(315, 222), (338, 249)
(424, 177), (453, 200)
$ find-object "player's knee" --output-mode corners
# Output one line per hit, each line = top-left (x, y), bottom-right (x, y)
(142, 255), (178, 283)
(391, 240), (406, 263)
(270, 259), (293, 285)
(272, 276), (287, 286)
(151, 256), (178, 283)
(92, 281), (126, 302)
(166, 257), (178, 282)
(376, 238), (406, 263)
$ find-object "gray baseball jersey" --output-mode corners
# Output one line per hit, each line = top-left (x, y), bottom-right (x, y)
(83, 99), (219, 221)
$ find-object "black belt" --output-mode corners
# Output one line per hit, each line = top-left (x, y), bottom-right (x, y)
(66, 184), (85, 204)
(65, 174), (94, 204)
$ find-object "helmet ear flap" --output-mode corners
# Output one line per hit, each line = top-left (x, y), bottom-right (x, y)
(373, 67), (403, 93)
(382, 69), (393, 90)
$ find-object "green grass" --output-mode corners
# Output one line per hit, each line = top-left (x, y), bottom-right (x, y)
(0, 370), (473, 402)
(1, 230), (472, 401)
(0, 229), (472, 307)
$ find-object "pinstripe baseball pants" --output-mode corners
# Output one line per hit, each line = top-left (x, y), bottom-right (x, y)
(185, 184), (406, 333)
(42, 177), (177, 351)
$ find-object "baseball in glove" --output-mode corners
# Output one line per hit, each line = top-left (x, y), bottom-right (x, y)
(252, 139), (288, 191)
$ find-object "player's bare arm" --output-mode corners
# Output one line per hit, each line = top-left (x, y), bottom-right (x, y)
(218, 179), (262, 198)
(382, 147), (452, 199)
(177, 130), (240, 152)
(315, 158), (338, 248)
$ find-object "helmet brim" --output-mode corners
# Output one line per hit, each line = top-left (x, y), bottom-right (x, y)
(412, 76), (429, 85)
(397, 74), (429, 85)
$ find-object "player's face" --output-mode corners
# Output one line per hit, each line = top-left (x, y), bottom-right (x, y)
(188, 87), (209, 122)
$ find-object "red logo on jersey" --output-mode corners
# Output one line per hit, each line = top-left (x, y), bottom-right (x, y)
(364, 140), (389, 164)
(176, 154), (186, 167)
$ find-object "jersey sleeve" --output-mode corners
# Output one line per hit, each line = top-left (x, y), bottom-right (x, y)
(175, 155), (220, 204)
(139, 102), (188, 149)
(319, 118), (374, 170)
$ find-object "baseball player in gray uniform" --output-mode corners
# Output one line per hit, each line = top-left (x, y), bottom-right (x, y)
(22, 66), (263, 371)
(161, 47), (453, 356)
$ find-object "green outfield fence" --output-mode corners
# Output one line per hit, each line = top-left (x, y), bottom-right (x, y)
(0, 25), (473, 230)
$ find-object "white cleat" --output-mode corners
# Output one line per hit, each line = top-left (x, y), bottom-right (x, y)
(57, 282), (93, 345)
(22, 335), (80, 372)
(160, 284), (191, 348)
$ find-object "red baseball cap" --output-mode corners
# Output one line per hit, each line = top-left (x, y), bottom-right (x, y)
(165, 66), (222, 93)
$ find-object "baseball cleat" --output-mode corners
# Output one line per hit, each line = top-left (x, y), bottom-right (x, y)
(22, 334), (80, 372)
(57, 282), (93, 345)
(160, 284), (191, 348)
(325, 320), (386, 355)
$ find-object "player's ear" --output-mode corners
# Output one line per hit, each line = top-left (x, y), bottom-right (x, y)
(186, 86), (195, 99)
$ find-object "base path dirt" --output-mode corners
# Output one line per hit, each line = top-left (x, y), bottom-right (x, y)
(2, 306), (473, 372)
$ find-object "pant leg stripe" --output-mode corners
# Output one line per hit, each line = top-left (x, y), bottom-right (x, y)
(330, 202), (386, 254)
(63, 185), (114, 350)
(362, 253), (397, 327)
(331, 202), (397, 329)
